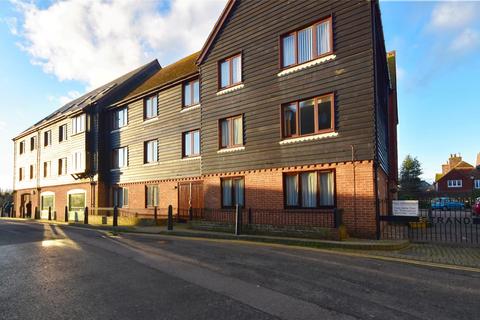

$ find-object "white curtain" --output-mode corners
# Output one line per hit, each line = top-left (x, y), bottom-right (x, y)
(319, 172), (334, 206)
(301, 172), (317, 207)
(222, 179), (232, 207)
(285, 175), (298, 206)
(233, 117), (243, 145)
(184, 132), (192, 156)
(298, 27), (312, 63)
(193, 80), (200, 104)
(282, 35), (295, 67)
(317, 21), (331, 55)
(221, 120), (229, 147)
(221, 61), (230, 87)
(234, 178), (244, 206)
(232, 56), (242, 84)
(184, 82), (191, 106)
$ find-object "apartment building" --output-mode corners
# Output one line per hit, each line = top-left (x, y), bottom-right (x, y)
(12, 61), (160, 220)
(13, 0), (398, 238)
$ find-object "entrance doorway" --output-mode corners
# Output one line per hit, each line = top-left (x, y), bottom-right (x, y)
(178, 181), (203, 220)
(20, 194), (32, 218)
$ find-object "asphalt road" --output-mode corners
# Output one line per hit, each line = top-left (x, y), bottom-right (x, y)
(0, 220), (479, 320)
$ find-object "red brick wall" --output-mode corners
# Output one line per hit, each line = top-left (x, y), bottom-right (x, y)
(437, 170), (475, 194)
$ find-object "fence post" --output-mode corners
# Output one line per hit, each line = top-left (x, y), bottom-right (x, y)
(154, 206), (158, 226)
(427, 207), (432, 221)
(248, 208), (252, 225)
(235, 204), (242, 236)
(167, 205), (173, 230)
(64, 206), (68, 222)
(189, 206), (193, 221)
(48, 206), (52, 221)
(113, 206), (118, 227)
(84, 207), (89, 225)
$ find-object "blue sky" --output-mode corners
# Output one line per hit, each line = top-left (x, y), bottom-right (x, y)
(0, 0), (479, 190)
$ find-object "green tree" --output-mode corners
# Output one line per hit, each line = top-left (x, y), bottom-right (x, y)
(399, 155), (423, 199)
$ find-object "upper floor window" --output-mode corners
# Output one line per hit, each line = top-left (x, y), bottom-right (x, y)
(144, 140), (158, 164)
(44, 131), (52, 147)
(19, 167), (24, 181)
(281, 17), (332, 68)
(43, 161), (51, 178)
(284, 171), (334, 208)
(183, 130), (200, 158)
(282, 93), (334, 138)
(72, 114), (86, 135)
(183, 79), (200, 107)
(58, 158), (67, 175)
(73, 151), (84, 173)
(220, 115), (243, 149)
(113, 187), (129, 208)
(145, 185), (158, 207)
(113, 147), (128, 169)
(144, 95), (158, 120)
(447, 180), (462, 188)
(221, 177), (244, 208)
(19, 140), (25, 155)
(29, 165), (34, 180)
(59, 124), (67, 142)
(113, 107), (128, 130)
(475, 180), (480, 189)
(219, 54), (242, 89)
(30, 136), (37, 151)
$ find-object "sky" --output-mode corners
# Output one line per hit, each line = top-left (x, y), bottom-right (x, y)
(0, 0), (479, 190)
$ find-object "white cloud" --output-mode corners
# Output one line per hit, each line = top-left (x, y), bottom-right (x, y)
(430, 1), (480, 30)
(449, 28), (480, 53)
(11, 0), (227, 88)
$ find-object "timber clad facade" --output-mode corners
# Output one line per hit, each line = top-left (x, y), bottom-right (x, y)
(12, 0), (398, 238)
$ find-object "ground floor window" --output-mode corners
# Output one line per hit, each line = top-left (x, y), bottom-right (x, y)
(475, 180), (480, 189)
(284, 171), (334, 208)
(69, 193), (86, 211)
(146, 185), (158, 207)
(113, 187), (128, 208)
(41, 194), (54, 212)
(221, 177), (244, 208)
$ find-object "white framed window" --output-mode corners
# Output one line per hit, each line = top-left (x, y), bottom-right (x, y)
(72, 151), (84, 173)
(447, 180), (463, 188)
(58, 158), (67, 175)
(40, 192), (55, 214)
(144, 95), (158, 120)
(113, 107), (128, 130)
(19, 167), (24, 181)
(43, 131), (52, 147)
(30, 136), (37, 151)
(113, 147), (128, 168)
(144, 140), (158, 164)
(43, 161), (51, 178)
(19, 140), (25, 154)
(67, 189), (86, 213)
(72, 114), (86, 134)
(475, 180), (480, 189)
(113, 187), (129, 208)
(29, 165), (34, 180)
(59, 124), (68, 142)
(146, 185), (158, 207)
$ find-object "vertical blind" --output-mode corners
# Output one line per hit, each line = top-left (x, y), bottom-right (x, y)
(317, 21), (331, 55)
(298, 27), (313, 64)
(282, 35), (295, 67)
(232, 56), (242, 84)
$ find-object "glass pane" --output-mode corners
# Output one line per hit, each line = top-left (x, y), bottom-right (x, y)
(184, 83), (191, 106)
(221, 120), (229, 147)
(298, 27), (313, 63)
(283, 103), (297, 137)
(316, 21), (331, 55)
(153, 141), (158, 162)
(193, 80), (200, 104)
(317, 96), (332, 131)
(221, 61), (230, 88)
(193, 131), (200, 155)
(69, 194), (85, 211)
(234, 178), (244, 206)
(42, 195), (54, 211)
(285, 175), (298, 206)
(232, 56), (241, 84)
(301, 172), (317, 208)
(319, 172), (334, 206)
(222, 179), (232, 207)
(299, 99), (315, 135)
(184, 132), (192, 156)
(233, 117), (243, 145)
(282, 34), (295, 67)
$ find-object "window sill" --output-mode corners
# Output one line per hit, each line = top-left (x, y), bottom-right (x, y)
(181, 156), (201, 161)
(110, 126), (128, 134)
(278, 54), (336, 77)
(143, 116), (159, 124)
(279, 132), (338, 145)
(217, 146), (245, 154)
(143, 162), (159, 167)
(181, 104), (201, 113)
(216, 84), (244, 96)
(71, 131), (85, 137)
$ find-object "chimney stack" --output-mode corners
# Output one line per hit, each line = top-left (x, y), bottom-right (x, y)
(476, 152), (480, 168)
(448, 153), (462, 168)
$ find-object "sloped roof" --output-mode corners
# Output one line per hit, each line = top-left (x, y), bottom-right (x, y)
(122, 52), (200, 102)
(435, 161), (476, 182)
(197, 0), (237, 65)
(15, 59), (159, 139)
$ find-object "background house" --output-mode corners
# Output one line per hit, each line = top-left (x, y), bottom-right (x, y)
(434, 153), (480, 196)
